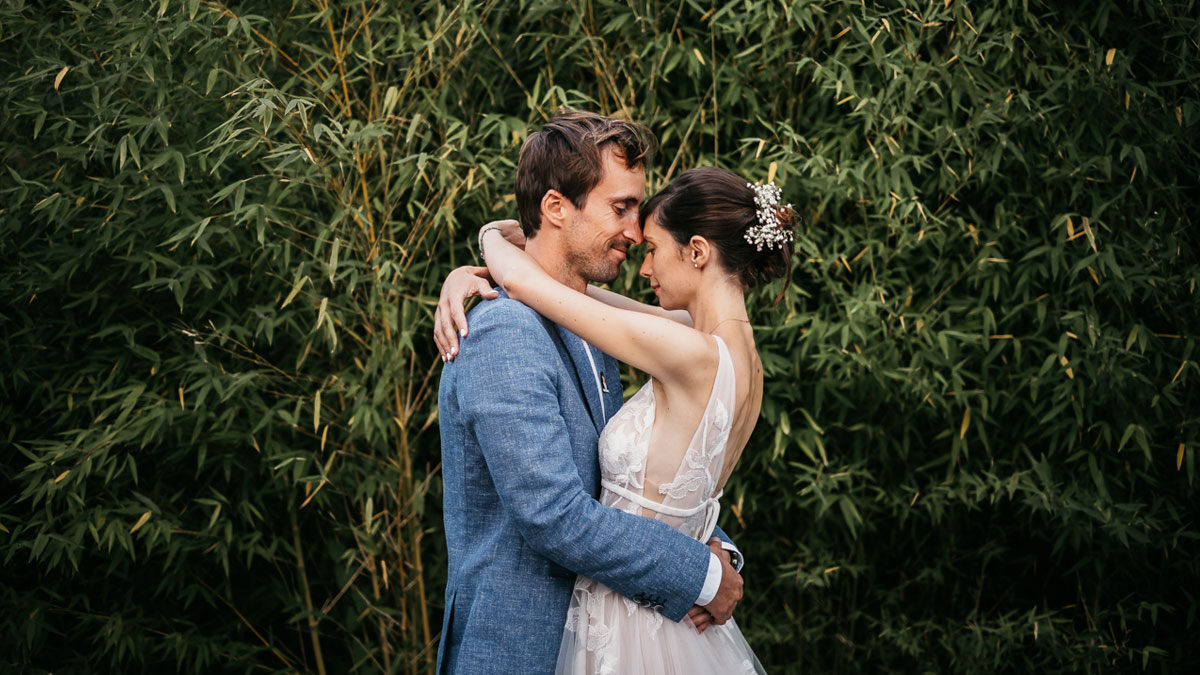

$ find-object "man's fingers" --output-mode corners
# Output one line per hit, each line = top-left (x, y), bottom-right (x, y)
(707, 537), (731, 566)
(687, 606), (713, 634)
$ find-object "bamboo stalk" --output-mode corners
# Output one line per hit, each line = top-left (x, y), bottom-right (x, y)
(290, 508), (328, 675)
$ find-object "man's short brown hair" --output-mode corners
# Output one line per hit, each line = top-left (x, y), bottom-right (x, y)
(515, 109), (656, 237)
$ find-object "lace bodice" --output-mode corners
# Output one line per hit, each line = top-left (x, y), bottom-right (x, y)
(596, 336), (736, 541)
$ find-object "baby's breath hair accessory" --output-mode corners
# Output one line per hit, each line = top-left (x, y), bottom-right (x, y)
(744, 181), (795, 251)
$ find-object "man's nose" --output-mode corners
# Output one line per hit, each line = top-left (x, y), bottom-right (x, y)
(622, 219), (643, 245)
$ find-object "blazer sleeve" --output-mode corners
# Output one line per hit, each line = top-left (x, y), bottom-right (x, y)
(453, 299), (711, 622)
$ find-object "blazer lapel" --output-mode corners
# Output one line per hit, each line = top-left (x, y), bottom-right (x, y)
(553, 324), (605, 433)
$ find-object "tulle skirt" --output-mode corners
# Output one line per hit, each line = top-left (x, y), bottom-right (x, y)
(554, 577), (767, 675)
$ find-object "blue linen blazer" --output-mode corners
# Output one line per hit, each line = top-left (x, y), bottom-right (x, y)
(436, 291), (726, 674)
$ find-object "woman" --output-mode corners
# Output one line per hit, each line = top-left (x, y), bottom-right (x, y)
(445, 166), (791, 674)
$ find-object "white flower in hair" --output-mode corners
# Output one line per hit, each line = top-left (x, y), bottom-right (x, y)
(744, 181), (794, 251)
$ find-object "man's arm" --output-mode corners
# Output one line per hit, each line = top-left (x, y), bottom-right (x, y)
(454, 299), (738, 622)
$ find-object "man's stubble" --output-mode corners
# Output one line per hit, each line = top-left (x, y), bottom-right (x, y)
(562, 213), (622, 285)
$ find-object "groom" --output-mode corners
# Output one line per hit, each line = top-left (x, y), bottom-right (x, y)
(434, 110), (744, 674)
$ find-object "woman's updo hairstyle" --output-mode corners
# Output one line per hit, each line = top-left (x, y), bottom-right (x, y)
(640, 166), (794, 294)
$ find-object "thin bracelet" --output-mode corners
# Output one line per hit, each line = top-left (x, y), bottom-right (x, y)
(477, 224), (503, 261)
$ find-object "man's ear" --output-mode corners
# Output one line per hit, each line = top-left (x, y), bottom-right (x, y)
(540, 189), (570, 231)
(689, 235), (712, 267)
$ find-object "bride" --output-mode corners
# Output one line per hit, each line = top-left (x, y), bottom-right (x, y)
(444, 166), (791, 673)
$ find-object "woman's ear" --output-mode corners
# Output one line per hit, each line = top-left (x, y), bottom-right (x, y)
(689, 235), (712, 268)
(540, 189), (569, 231)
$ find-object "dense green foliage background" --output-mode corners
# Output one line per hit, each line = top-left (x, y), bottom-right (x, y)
(2, 0), (1197, 673)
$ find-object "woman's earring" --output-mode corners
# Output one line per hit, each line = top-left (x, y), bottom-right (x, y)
(693, 262), (698, 268)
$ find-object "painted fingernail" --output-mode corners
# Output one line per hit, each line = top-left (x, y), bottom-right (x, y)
(442, 354), (448, 363)
(451, 347), (457, 356)
(460, 328), (467, 338)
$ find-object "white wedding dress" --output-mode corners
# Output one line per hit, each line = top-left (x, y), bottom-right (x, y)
(555, 336), (767, 674)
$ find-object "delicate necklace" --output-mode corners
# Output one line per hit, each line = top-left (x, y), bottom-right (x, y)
(707, 318), (751, 334)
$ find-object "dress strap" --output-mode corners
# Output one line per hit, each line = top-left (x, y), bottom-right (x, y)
(601, 479), (723, 542)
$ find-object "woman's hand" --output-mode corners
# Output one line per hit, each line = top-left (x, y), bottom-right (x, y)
(434, 265), (497, 362)
(433, 219), (524, 362)
(485, 218), (525, 249)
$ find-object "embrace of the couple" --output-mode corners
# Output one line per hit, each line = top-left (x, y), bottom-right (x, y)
(431, 109), (794, 674)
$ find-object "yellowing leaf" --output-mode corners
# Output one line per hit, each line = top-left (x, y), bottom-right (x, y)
(1065, 367), (1074, 379)
(1178, 443), (1186, 471)
(317, 296), (328, 330)
(314, 389), (322, 432)
(767, 161), (778, 184)
(959, 407), (971, 439)
(281, 276), (308, 308)
(1060, 356), (1069, 367)
(55, 470), (70, 483)
(693, 48), (706, 66)
(54, 66), (69, 91)
(130, 511), (152, 534)
(1105, 48), (1116, 66)
(1082, 217), (1097, 252)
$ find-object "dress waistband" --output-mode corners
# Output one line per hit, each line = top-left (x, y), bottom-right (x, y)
(601, 479), (722, 542)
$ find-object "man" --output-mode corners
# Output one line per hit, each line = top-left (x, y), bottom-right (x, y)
(434, 110), (743, 674)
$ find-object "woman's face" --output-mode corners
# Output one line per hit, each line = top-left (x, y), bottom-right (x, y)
(639, 216), (696, 310)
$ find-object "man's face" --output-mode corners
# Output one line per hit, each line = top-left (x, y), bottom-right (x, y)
(562, 147), (645, 284)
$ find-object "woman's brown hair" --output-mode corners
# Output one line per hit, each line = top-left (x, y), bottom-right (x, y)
(640, 167), (794, 296)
